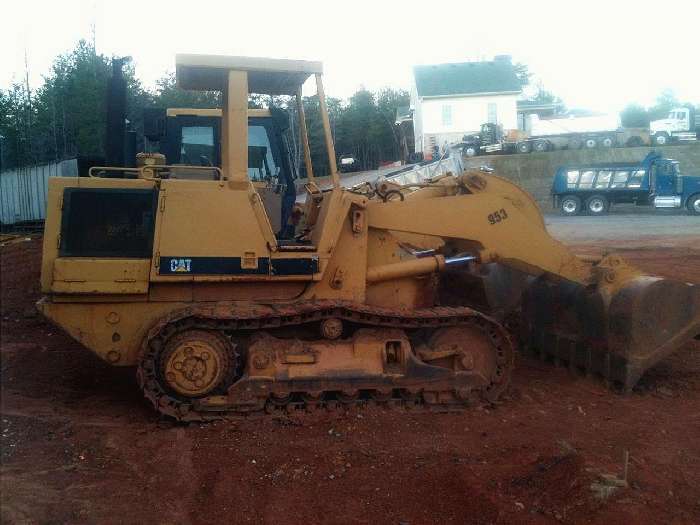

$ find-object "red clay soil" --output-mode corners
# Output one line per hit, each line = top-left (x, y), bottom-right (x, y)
(1, 238), (699, 524)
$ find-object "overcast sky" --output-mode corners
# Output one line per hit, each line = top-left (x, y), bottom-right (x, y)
(2, 0), (698, 113)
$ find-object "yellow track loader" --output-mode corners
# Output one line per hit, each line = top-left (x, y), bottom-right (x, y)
(38, 54), (700, 421)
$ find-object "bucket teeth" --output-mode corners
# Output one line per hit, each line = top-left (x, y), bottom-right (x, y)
(523, 329), (635, 391)
(522, 277), (700, 391)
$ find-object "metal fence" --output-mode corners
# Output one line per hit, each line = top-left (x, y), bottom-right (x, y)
(0, 159), (78, 227)
(384, 147), (465, 186)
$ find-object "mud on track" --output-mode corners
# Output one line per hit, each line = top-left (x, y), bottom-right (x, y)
(1, 237), (699, 524)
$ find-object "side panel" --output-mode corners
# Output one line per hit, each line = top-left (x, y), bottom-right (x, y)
(41, 177), (156, 293)
(52, 259), (151, 294)
(38, 299), (188, 366)
(151, 179), (273, 281)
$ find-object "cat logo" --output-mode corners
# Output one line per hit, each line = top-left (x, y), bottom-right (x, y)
(170, 258), (192, 273)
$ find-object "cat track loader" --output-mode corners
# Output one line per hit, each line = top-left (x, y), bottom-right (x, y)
(38, 54), (700, 421)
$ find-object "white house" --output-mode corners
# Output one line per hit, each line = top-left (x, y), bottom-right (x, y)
(411, 56), (522, 158)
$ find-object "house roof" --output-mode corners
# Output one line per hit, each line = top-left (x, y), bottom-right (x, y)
(413, 60), (521, 98)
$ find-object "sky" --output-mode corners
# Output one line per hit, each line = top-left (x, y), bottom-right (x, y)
(2, 0), (699, 114)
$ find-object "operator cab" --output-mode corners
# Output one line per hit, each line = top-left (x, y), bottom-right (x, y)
(143, 107), (299, 237)
(49, 54), (344, 292)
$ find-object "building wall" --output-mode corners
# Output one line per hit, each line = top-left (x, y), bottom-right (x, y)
(410, 82), (423, 156)
(414, 93), (519, 157)
(0, 159), (78, 226)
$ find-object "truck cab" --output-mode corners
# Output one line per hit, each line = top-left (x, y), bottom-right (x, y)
(461, 123), (516, 156)
(552, 152), (700, 215)
(650, 107), (700, 145)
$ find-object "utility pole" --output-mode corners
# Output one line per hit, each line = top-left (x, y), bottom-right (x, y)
(24, 48), (34, 165)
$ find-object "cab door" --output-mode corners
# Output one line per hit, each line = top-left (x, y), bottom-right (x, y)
(151, 179), (273, 281)
(247, 114), (300, 238)
(248, 121), (284, 234)
(654, 161), (676, 196)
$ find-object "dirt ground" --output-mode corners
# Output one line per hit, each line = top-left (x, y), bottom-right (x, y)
(1, 235), (699, 525)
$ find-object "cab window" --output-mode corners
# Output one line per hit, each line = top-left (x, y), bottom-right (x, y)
(180, 126), (215, 165)
(248, 126), (279, 182)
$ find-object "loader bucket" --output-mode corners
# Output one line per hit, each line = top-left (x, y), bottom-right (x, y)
(521, 275), (700, 391)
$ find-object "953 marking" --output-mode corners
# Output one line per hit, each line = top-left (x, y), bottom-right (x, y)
(487, 208), (508, 225)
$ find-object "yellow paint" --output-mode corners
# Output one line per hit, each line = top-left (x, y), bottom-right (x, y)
(38, 53), (679, 378)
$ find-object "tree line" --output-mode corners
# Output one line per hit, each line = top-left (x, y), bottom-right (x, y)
(3, 40), (695, 174)
(0, 40), (409, 177)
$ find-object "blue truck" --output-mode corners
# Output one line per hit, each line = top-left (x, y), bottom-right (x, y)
(551, 151), (700, 215)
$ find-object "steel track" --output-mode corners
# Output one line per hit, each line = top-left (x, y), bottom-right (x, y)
(136, 301), (515, 422)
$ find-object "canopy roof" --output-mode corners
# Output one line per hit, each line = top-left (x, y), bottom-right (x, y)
(176, 54), (323, 95)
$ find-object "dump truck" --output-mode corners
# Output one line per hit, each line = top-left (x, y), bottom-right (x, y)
(37, 54), (700, 421)
(552, 151), (700, 215)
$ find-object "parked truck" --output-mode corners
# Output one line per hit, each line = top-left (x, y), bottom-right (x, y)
(523, 113), (648, 151)
(461, 118), (648, 157)
(551, 151), (700, 215)
(650, 106), (700, 145)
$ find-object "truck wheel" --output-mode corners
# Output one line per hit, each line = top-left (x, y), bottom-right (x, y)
(584, 138), (598, 149)
(533, 140), (549, 152)
(654, 134), (668, 146)
(463, 145), (478, 157)
(687, 193), (700, 215)
(626, 136), (643, 147)
(560, 195), (582, 216)
(568, 138), (582, 150)
(601, 136), (614, 148)
(586, 195), (610, 215)
(516, 142), (531, 154)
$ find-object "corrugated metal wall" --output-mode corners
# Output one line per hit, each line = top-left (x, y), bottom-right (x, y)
(0, 159), (78, 226)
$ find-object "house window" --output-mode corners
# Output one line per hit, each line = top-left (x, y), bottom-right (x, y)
(487, 103), (498, 124)
(441, 105), (452, 127)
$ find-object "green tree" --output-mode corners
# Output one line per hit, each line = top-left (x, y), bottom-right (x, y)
(152, 72), (220, 109)
(513, 62), (531, 88)
(528, 84), (562, 105)
(0, 39), (413, 174)
(649, 89), (679, 120)
(0, 84), (32, 169)
(620, 103), (649, 128)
